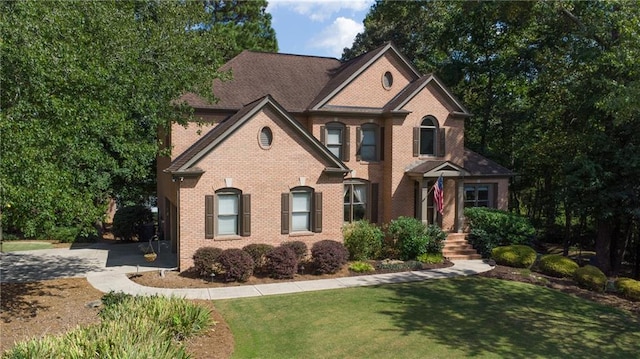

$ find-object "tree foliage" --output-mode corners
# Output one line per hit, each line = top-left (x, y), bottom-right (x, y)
(345, 0), (640, 276)
(0, 0), (277, 237)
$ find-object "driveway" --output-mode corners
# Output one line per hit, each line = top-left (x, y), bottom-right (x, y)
(0, 240), (177, 283)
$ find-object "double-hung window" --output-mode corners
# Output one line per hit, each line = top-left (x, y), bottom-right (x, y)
(358, 124), (378, 161)
(205, 188), (251, 238)
(420, 117), (437, 155)
(322, 123), (349, 161)
(217, 193), (239, 235)
(281, 187), (323, 234)
(291, 191), (312, 232)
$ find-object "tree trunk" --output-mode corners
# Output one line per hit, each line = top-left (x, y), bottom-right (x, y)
(562, 206), (572, 257)
(595, 219), (613, 275)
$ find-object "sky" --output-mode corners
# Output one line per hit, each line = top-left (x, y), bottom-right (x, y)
(266, 0), (375, 59)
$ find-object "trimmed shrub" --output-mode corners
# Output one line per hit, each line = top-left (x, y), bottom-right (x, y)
(112, 205), (153, 241)
(417, 253), (444, 264)
(376, 259), (424, 272)
(343, 220), (384, 260)
(464, 207), (535, 257)
(573, 265), (607, 292)
(192, 247), (223, 277)
(424, 224), (447, 254)
(491, 245), (537, 268)
(281, 241), (308, 262)
(242, 243), (274, 273)
(266, 246), (298, 279)
(348, 261), (375, 273)
(537, 254), (579, 278)
(216, 249), (254, 282)
(387, 217), (444, 260)
(615, 277), (640, 302)
(311, 240), (349, 274)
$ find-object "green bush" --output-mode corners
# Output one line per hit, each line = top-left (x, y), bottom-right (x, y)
(375, 260), (424, 272)
(311, 240), (349, 274)
(537, 254), (579, 278)
(464, 207), (535, 257)
(192, 246), (223, 277)
(281, 241), (308, 262)
(342, 220), (384, 260)
(112, 205), (153, 241)
(387, 217), (445, 260)
(5, 295), (213, 359)
(216, 249), (254, 282)
(615, 277), (640, 301)
(266, 246), (298, 279)
(573, 265), (607, 292)
(348, 261), (375, 273)
(491, 245), (537, 268)
(242, 243), (275, 273)
(417, 253), (444, 264)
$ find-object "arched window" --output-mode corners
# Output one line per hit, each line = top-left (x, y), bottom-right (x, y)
(419, 116), (438, 155)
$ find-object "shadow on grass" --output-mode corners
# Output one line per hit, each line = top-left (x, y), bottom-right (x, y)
(374, 277), (640, 359)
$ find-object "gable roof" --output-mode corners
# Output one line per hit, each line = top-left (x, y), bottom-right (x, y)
(165, 95), (350, 175)
(309, 42), (421, 110)
(384, 74), (470, 115)
(405, 149), (512, 177)
(181, 51), (341, 113)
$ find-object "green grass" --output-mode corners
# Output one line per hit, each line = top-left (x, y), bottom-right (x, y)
(1, 241), (54, 252)
(215, 277), (640, 359)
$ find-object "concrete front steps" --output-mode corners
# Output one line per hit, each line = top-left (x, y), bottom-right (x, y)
(443, 233), (482, 260)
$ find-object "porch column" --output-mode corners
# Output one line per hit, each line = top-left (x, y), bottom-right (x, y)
(456, 179), (465, 232)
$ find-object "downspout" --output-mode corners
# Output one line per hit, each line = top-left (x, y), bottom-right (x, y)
(174, 176), (183, 269)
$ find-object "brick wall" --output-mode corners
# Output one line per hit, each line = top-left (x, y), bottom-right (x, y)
(176, 107), (344, 270)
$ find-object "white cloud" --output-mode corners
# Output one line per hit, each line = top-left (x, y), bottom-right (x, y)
(309, 17), (364, 57)
(268, 0), (373, 22)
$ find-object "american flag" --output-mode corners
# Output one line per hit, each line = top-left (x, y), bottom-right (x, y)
(433, 175), (444, 215)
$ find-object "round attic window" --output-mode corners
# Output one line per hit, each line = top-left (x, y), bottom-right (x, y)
(382, 71), (393, 89)
(259, 126), (273, 149)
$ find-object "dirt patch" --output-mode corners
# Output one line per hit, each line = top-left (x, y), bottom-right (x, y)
(479, 265), (640, 319)
(0, 278), (235, 358)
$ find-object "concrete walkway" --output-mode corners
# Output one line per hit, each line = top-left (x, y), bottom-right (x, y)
(1, 240), (494, 300)
(86, 260), (493, 300)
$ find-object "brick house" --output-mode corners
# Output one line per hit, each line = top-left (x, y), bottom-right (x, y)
(157, 43), (512, 271)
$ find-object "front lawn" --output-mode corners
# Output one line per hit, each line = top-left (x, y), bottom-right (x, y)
(215, 277), (640, 359)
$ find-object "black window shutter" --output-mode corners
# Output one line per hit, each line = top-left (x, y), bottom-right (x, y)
(241, 194), (251, 236)
(379, 127), (385, 161)
(205, 195), (215, 239)
(313, 192), (323, 233)
(356, 126), (362, 161)
(413, 127), (420, 157)
(343, 126), (350, 162)
(438, 128), (446, 157)
(370, 183), (379, 224)
(320, 125), (326, 144)
(281, 193), (290, 234)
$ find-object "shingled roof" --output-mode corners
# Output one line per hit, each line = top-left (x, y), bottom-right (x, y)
(406, 149), (513, 177)
(165, 95), (350, 175)
(182, 51), (341, 113)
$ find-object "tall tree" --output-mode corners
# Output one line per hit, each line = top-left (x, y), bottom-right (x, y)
(344, 0), (640, 275)
(0, 0), (277, 238)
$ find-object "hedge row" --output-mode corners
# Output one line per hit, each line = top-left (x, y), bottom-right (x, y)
(192, 240), (349, 281)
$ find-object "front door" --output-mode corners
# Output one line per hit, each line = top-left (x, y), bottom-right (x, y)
(416, 179), (441, 227)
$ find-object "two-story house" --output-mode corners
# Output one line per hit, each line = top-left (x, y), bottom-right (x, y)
(157, 43), (512, 271)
